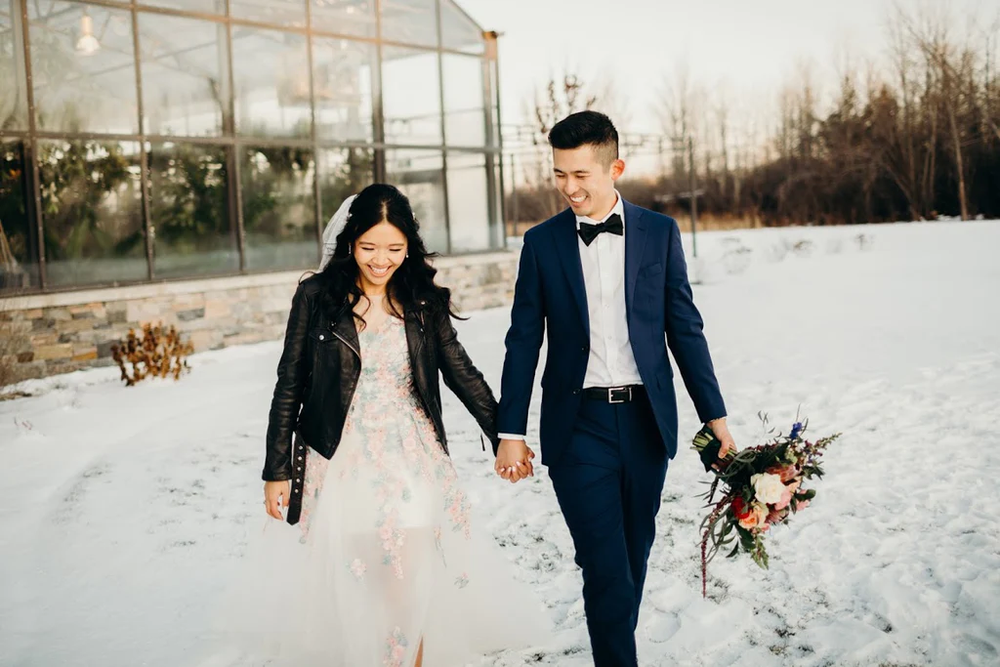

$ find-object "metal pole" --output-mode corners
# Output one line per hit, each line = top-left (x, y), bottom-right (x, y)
(130, 5), (155, 281)
(19, 0), (47, 289)
(688, 134), (697, 258)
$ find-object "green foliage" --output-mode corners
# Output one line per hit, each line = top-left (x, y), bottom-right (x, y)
(149, 144), (229, 252)
(38, 141), (144, 262)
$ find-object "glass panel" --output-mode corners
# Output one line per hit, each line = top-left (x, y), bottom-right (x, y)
(137, 1), (225, 13)
(445, 152), (491, 252)
(382, 47), (441, 146)
(232, 27), (311, 138)
(0, 140), (39, 292)
(231, 0), (307, 28)
(28, 2), (139, 134)
(148, 142), (238, 278)
(241, 146), (317, 270)
(0, 4), (29, 130)
(310, 0), (376, 39)
(318, 147), (373, 223)
(312, 37), (376, 142)
(386, 149), (446, 253)
(440, 0), (482, 53)
(442, 54), (485, 147)
(139, 13), (229, 137)
(380, 0), (437, 48)
(38, 140), (147, 287)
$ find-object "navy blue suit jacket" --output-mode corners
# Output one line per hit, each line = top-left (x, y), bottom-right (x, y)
(497, 201), (726, 465)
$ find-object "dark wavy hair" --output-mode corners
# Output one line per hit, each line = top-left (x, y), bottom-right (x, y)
(315, 183), (460, 329)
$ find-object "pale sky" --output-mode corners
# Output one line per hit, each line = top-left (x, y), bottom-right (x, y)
(459, 0), (999, 135)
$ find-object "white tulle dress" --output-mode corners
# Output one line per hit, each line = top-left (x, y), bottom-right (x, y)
(225, 314), (548, 667)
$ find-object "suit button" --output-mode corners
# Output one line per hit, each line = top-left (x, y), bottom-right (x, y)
(572, 389), (580, 395)
(581, 345), (588, 352)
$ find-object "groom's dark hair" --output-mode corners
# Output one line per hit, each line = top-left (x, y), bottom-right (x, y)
(548, 110), (619, 167)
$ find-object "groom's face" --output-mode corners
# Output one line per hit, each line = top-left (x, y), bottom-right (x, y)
(552, 144), (625, 219)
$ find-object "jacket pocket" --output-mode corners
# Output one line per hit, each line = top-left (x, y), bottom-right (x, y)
(640, 261), (663, 276)
(308, 328), (335, 345)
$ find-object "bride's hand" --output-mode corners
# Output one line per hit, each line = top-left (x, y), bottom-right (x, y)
(264, 480), (290, 520)
(495, 439), (535, 483)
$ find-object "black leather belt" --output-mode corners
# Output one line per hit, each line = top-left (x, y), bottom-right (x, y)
(582, 384), (645, 404)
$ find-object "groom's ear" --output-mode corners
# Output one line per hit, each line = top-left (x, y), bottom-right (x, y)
(610, 158), (626, 181)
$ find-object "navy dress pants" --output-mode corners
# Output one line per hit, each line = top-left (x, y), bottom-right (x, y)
(548, 393), (669, 667)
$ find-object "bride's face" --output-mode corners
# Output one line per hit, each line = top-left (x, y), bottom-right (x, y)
(353, 221), (408, 290)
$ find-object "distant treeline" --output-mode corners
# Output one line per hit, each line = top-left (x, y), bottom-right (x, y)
(508, 7), (1000, 227)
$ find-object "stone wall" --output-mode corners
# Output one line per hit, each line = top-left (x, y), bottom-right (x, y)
(0, 251), (518, 385)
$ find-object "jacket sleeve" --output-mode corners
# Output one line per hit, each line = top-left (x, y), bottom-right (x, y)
(432, 306), (501, 453)
(263, 282), (313, 481)
(497, 235), (545, 436)
(663, 219), (727, 424)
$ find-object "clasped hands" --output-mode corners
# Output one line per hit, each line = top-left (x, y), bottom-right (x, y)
(494, 438), (536, 483)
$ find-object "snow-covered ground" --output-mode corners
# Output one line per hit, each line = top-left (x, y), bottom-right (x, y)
(2, 220), (999, 667)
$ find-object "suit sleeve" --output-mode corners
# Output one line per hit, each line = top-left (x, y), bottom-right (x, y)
(497, 235), (546, 436)
(663, 220), (727, 424)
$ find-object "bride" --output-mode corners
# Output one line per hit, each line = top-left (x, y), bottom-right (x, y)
(252, 184), (546, 666)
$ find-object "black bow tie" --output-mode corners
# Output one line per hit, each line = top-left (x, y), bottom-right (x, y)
(578, 213), (624, 246)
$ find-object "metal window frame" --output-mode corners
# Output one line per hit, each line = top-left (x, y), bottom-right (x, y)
(0, 0), (503, 296)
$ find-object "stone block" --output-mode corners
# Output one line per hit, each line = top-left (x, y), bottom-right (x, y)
(176, 307), (206, 322)
(30, 332), (58, 346)
(32, 318), (55, 332)
(72, 347), (98, 362)
(204, 298), (231, 319)
(35, 343), (73, 361)
(188, 329), (216, 352)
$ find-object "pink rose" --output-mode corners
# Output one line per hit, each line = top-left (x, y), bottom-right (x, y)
(773, 480), (801, 511)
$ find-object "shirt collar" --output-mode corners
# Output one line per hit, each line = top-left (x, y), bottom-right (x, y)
(576, 190), (624, 228)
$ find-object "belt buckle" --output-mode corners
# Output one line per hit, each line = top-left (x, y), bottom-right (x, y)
(608, 386), (630, 404)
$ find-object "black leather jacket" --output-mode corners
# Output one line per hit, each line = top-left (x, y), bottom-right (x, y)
(262, 276), (500, 523)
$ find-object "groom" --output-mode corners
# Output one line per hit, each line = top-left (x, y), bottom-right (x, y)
(494, 111), (735, 666)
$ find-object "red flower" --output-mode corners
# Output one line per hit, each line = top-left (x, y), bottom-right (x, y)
(766, 464), (800, 483)
(731, 496), (754, 521)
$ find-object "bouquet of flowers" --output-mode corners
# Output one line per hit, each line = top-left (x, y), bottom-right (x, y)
(692, 414), (840, 598)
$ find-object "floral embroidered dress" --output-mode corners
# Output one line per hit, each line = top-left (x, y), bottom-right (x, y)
(258, 314), (545, 667)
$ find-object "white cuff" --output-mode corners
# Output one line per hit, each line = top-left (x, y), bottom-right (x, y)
(498, 433), (526, 441)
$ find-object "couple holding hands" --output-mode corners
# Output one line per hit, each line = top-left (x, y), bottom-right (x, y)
(260, 110), (735, 667)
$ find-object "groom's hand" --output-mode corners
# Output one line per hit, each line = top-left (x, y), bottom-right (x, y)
(495, 439), (535, 484)
(708, 417), (736, 459)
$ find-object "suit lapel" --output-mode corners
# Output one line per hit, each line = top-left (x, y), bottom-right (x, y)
(624, 200), (648, 320)
(551, 209), (590, 335)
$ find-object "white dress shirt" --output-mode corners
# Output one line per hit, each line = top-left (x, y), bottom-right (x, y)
(576, 191), (643, 389)
(499, 191), (642, 441)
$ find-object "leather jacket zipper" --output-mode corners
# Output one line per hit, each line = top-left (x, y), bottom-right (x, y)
(330, 327), (360, 360)
(329, 321), (361, 418)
